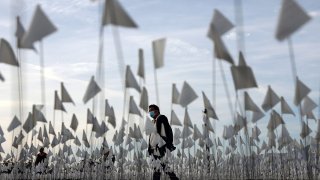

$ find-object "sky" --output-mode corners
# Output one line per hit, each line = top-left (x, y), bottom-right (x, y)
(0, 0), (319, 154)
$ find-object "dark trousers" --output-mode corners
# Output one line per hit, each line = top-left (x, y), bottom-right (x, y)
(152, 155), (179, 180)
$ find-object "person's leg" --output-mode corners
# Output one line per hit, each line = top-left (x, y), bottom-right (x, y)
(161, 163), (179, 180)
(153, 168), (161, 180)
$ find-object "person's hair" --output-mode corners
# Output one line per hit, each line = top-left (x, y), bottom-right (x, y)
(40, 147), (44, 152)
(149, 104), (160, 113)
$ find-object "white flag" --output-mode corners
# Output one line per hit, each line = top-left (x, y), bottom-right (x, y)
(275, 0), (311, 41)
(83, 76), (101, 104)
(102, 0), (138, 28)
(179, 81), (198, 107)
(152, 38), (166, 69)
(0, 38), (19, 66)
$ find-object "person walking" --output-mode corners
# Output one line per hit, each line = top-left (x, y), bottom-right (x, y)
(148, 104), (179, 180)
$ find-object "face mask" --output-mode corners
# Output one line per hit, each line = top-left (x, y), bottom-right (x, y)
(149, 111), (155, 118)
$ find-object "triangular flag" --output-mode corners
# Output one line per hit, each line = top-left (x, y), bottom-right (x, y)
(21, 5), (57, 46)
(171, 83), (180, 104)
(107, 106), (116, 128)
(179, 81), (198, 107)
(280, 96), (295, 116)
(82, 130), (90, 148)
(294, 77), (311, 106)
(54, 90), (66, 112)
(170, 110), (182, 126)
(49, 121), (56, 136)
(32, 105), (47, 123)
(301, 96), (317, 116)
(70, 114), (78, 131)
(202, 92), (218, 120)
(102, 0), (138, 28)
(23, 112), (37, 133)
(193, 124), (202, 141)
(137, 48), (145, 79)
(139, 87), (148, 112)
(183, 108), (193, 129)
(0, 38), (19, 66)
(129, 96), (141, 117)
(251, 110), (265, 123)
(231, 54), (257, 90)
(43, 125), (49, 139)
(61, 82), (74, 104)
(244, 92), (261, 112)
(7, 116), (22, 132)
(207, 9), (234, 39)
(262, 85), (280, 112)
(74, 136), (81, 146)
(300, 121), (312, 139)
(83, 76), (101, 104)
(37, 127), (43, 142)
(267, 110), (285, 131)
(152, 38), (166, 69)
(275, 0), (311, 41)
(125, 65), (141, 92)
(15, 16), (35, 50)
(182, 126), (193, 138)
(210, 25), (234, 64)
(87, 108), (94, 124)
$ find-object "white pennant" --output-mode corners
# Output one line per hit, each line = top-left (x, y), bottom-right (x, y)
(294, 77), (311, 106)
(102, 0), (138, 28)
(137, 48), (145, 79)
(179, 81), (198, 107)
(170, 110), (182, 126)
(301, 96), (317, 116)
(183, 108), (193, 129)
(61, 82), (74, 104)
(54, 90), (66, 112)
(172, 83), (180, 104)
(70, 114), (78, 131)
(125, 65), (141, 92)
(0, 38), (19, 66)
(207, 9), (234, 39)
(83, 76), (101, 104)
(129, 96), (141, 117)
(202, 92), (218, 120)
(244, 91), (261, 112)
(152, 38), (166, 69)
(280, 96), (295, 116)
(261, 85), (280, 112)
(21, 5), (57, 47)
(23, 112), (37, 133)
(7, 116), (21, 132)
(275, 0), (311, 41)
(139, 87), (149, 112)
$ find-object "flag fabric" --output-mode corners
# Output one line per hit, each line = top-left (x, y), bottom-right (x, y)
(137, 49), (145, 79)
(61, 82), (74, 104)
(261, 85), (280, 112)
(125, 65), (141, 93)
(152, 38), (166, 69)
(0, 38), (19, 67)
(102, 0), (138, 28)
(275, 0), (311, 41)
(7, 116), (21, 132)
(179, 81), (198, 108)
(83, 76), (101, 104)
(21, 5), (57, 47)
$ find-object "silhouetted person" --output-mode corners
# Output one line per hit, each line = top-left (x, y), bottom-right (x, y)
(35, 147), (47, 166)
(147, 104), (179, 180)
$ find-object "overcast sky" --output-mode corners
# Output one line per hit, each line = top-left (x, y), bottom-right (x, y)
(0, 0), (319, 154)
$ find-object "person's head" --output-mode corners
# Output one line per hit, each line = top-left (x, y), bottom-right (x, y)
(40, 147), (44, 153)
(148, 104), (160, 119)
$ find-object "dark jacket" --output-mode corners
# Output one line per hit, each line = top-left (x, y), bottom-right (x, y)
(35, 152), (47, 166)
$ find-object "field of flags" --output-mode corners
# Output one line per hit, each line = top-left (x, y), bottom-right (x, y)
(0, 0), (319, 179)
